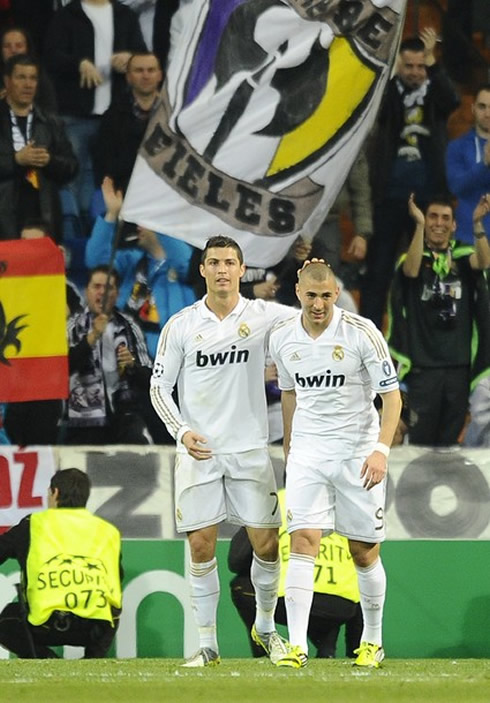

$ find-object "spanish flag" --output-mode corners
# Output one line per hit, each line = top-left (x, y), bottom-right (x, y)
(0, 238), (68, 402)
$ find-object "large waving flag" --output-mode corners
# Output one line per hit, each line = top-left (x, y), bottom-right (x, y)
(123, 0), (406, 267)
(0, 238), (68, 402)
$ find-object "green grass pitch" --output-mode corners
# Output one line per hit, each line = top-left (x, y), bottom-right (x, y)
(1, 658), (489, 703)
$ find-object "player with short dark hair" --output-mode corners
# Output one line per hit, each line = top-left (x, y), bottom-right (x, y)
(150, 236), (296, 667)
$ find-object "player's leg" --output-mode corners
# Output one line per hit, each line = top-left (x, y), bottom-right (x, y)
(348, 540), (386, 668)
(225, 449), (287, 663)
(335, 457), (387, 668)
(174, 453), (225, 667)
(183, 524), (221, 666)
(275, 451), (334, 668)
(279, 528), (321, 667)
(247, 526), (279, 633)
(246, 525), (289, 662)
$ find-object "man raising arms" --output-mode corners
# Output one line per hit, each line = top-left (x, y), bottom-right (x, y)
(150, 236), (294, 667)
(270, 260), (401, 668)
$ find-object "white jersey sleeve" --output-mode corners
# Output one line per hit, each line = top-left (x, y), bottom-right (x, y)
(150, 313), (190, 443)
(350, 313), (399, 394)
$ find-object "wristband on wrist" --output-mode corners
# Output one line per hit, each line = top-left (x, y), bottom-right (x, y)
(374, 442), (390, 457)
(473, 228), (486, 239)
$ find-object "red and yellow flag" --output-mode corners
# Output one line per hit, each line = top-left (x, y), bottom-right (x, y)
(0, 238), (68, 401)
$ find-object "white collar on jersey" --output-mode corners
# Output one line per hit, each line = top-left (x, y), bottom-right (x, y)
(199, 293), (247, 321)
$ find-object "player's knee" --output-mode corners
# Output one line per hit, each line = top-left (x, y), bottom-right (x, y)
(249, 530), (279, 561)
(290, 530), (321, 557)
(187, 532), (217, 563)
(349, 540), (379, 568)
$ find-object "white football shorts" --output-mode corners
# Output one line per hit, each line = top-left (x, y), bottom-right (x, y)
(285, 443), (386, 543)
(173, 448), (281, 532)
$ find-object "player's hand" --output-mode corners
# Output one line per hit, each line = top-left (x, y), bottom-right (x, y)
(360, 451), (387, 491)
(182, 431), (212, 461)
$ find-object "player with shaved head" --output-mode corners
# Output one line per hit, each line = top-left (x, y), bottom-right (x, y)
(269, 259), (401, 669)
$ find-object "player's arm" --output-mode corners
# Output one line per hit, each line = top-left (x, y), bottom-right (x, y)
(150, 319), (211, 460)
(377, 388), (403, 448)
(360, 388), (402, 490)
(281, 389), (296, 461)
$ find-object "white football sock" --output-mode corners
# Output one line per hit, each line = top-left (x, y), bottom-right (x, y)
(251, 552), (280, 633)
(284, 552), (315, 654)
(355, 557), (386, 646)
(189, 558), (220, 652)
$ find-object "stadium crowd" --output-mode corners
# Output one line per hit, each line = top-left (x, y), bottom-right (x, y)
(0, 0), (488, 448)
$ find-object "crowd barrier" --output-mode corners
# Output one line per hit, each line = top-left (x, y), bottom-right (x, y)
(1, 444), (489, 658)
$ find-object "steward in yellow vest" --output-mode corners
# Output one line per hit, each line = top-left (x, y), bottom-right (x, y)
(229, 490), (363, 658)
(0, 468), (122, 659)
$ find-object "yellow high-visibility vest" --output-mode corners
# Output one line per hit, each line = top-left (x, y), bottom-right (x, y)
(26, 509), (122, 627)
(277, 491), (360, 602)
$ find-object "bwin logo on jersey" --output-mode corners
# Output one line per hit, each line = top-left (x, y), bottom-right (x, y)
(295, 370), (345, 388)
(196, 345), (250, 367)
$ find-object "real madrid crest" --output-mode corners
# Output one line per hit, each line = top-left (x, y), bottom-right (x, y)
(332, 345), (344, 361)
(238, 323), (250, 338)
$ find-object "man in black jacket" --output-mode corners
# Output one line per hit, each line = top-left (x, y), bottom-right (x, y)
(360, 29), (460, 330)
(44, 0), (146, 235)
(93, 51), (162, 193)
(0, 55), (78, 242)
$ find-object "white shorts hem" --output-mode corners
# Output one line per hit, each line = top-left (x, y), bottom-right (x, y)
(176, 513), (227, 533)
(337, 530), (385, 544)
(228, 514), (282, 529)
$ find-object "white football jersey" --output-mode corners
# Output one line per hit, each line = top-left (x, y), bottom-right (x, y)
(270, 305), (399, 457)
(150, 295), (296, 453)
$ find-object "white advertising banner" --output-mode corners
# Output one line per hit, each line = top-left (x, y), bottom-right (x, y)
(1, 444), (489, 539)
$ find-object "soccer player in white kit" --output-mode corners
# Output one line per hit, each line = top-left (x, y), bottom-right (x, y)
(150, 236), (295, 667)
(269, 260), (401, 669)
